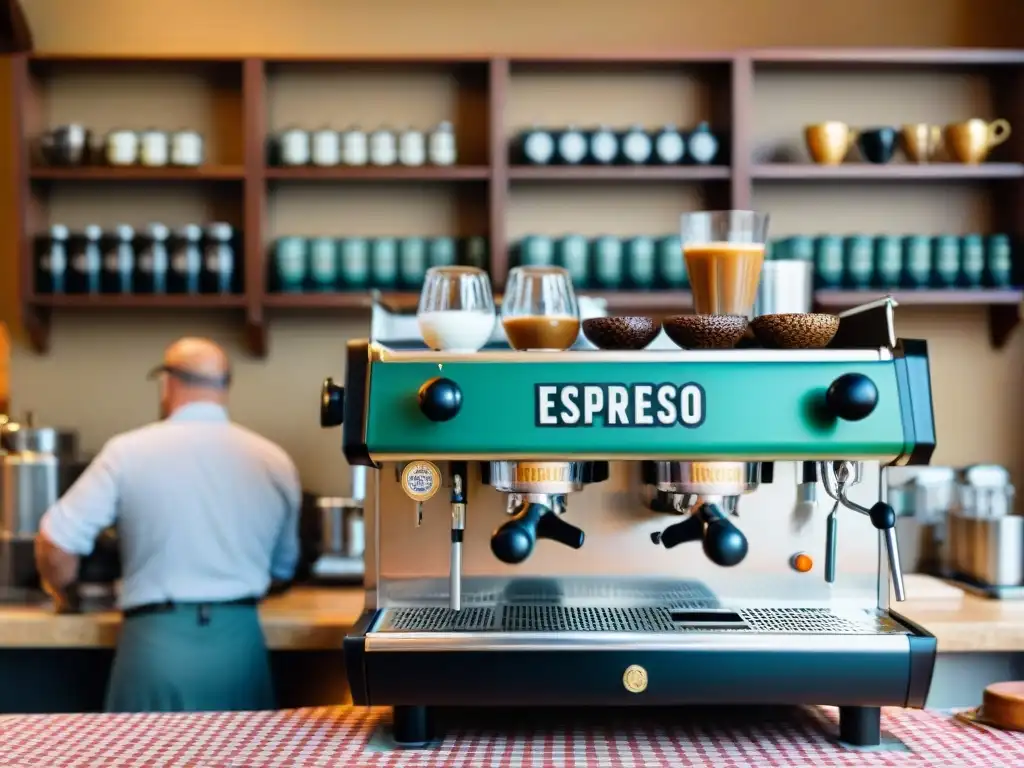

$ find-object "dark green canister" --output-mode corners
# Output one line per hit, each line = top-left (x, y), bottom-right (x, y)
(960, 234), (984, 288)
(308, 237), (338, 292)
(399, 237), (428, 289)
(339, 238), (370, 289)
(370, 237), (399, 288)
(813, 235), (843, 288)
(428, 236), (457, 268)
(517, 235), (554, 267)
(556, 235), (590, 288)
(873, 236), (902, 289)
(986, 234), (1013, 287)
(273, 236), (306, 293)
(902, 235), (932, 289)
(787, 235), (814, 262)
(843, 235), (874, 289)
(624, 236), (656, 289)
(591, 236), (623, 289)
(657, 235), (686, 288)
(459, 236), (488, 270)
(932, 235), (960, 288)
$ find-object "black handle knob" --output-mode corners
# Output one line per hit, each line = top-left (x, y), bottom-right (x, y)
(702, 511), (749, 567)
(491, 502), (585, 565)
(868, 501), (897, 531)
(825, 373), (878, 422)
(417, 377), (462, 422)
(320, 378), (345, 428)
(652, 503), (748, 567)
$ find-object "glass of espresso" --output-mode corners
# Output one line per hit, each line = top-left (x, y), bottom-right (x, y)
(501, 266), (581, 351)
(681, 210), (770, 316)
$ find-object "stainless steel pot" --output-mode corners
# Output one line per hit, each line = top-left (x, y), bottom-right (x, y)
(1, 416), (84, 539)
(1, 423), (78, 456)
(317, 496), (365, 558)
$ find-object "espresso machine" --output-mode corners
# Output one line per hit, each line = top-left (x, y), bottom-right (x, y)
(320, 247), (938, 748)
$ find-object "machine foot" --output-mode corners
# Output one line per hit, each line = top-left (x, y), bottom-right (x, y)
(391, 705), (434, 747)
(838, 705), (881, 746)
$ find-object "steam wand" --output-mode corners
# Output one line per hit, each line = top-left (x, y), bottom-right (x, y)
(821, 461), (906, 602)
(449, 463), (467, 611)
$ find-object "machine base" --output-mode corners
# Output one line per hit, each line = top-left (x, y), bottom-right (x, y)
(388, 704), (887, 747)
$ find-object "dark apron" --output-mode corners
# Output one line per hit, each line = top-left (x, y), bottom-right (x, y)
(105, 602), (275, 713)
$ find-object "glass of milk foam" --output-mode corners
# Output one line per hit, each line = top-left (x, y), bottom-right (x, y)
(417, 266), (496, 352)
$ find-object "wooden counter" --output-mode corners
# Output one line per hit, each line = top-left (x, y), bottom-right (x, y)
(0, 576), (1021, 653)
(0, 587), (365, 651)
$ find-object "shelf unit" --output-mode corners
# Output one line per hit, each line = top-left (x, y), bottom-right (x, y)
(7, 49), (1024, 356)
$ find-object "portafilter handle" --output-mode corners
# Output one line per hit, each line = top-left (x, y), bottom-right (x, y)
(651, 502), (749, 567)
(490, 501), (585, 565)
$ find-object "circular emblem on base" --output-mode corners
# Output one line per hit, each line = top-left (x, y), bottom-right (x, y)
(400, 461), (441, 502)
(622, 664), (648, 694)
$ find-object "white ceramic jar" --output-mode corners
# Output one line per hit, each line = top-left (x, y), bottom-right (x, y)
(369, 128), (398, 166)
(279, 128), (311, 166)
(105, 130), (139, 166)
(342, 128), (369, 166)
(170, 130), (204, 166)
(311, 128), (341, 166)
(139, 129), (169, 167)
(428, 121), (457, 165)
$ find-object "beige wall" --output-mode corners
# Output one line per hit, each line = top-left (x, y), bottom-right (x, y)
(2, 0), (1024, 495)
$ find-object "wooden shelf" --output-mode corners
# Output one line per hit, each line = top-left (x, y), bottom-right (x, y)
(28, 166), (246, 181)
(263, 292), (419, 310)
(9, 49), (1024, 356)
(27, 294), (247, 309)
(509, 166), (729, 182)
(814, 289), (1023, 309)
(751, 48), (1024, 67)
(753, 164), (1024, 181)
(264, 166), (490, 181)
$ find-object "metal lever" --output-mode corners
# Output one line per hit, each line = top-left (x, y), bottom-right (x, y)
(449, 469), (466, 611)
(820, 461), (907, 602)
(869, 502), (906, 603)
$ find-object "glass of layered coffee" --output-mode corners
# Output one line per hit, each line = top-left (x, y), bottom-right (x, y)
(680, 210), (770, 316)
(501, 265), (581, 351)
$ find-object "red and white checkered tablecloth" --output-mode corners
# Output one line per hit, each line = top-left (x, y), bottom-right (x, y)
(0, 705), (1021, 768)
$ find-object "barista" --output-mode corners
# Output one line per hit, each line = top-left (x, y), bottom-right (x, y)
(34, 337), (302, 712)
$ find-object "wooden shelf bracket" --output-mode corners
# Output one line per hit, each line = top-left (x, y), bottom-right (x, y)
(988, 302), (1021, 349)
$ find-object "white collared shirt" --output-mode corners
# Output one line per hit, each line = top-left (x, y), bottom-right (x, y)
(40, 402), (301, 610)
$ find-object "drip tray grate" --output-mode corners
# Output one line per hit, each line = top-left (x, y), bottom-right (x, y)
(376, 606), (908, 635)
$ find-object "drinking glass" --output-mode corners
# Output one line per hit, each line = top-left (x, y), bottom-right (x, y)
(501, 265), (580, 351)
(680, 210), (770, 316)
(416, 266), (496, 353)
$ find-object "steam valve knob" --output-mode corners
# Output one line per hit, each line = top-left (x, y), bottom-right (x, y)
(320, 378), (345, 428)
(868, 501), (897, 531)
(491, 503), (585, 565)
(825, 373), (878, 422)
(417, 377), (462, 422)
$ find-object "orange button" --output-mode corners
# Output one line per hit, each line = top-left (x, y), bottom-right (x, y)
(790, 553), (813, 573)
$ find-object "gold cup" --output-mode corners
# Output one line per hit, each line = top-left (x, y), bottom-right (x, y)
(804, 122), (857, 165)
(943, 119), (1012, 164)
(900, 124), (941, 163)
